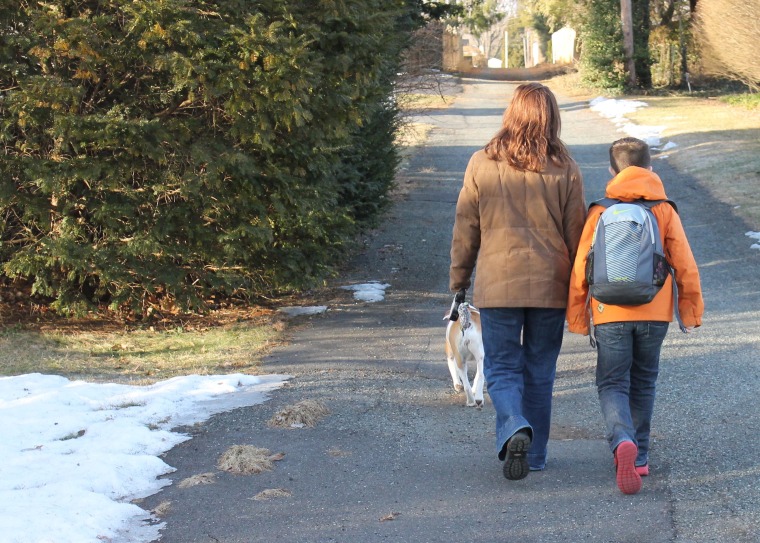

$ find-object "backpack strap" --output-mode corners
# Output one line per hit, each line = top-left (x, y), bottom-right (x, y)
(590, 197), (678, 213)
(636, 199), (678, 213)
(588, 197), (620, 211)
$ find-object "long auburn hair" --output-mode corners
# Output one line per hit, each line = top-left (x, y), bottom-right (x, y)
(484, 82), (571, 172)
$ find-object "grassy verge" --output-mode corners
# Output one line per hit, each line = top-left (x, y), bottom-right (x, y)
(0, 311), (285, 384)
(626, 95), (760, 228)
(396, 90), (458, 159)
(551, 73), (760, 229)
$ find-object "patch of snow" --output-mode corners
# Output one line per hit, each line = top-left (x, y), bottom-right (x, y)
(589, 97), (671, 149)
(278, 306), (328, 317)
(341, 282), (390, 302)
(0, 373), (289, 543)
(746, 231), (760, 250)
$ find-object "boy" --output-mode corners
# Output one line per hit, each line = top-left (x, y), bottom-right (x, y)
(566, 137), (704, 495)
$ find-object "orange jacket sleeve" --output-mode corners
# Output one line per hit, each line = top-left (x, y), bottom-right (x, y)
(658, 206), (704, 328)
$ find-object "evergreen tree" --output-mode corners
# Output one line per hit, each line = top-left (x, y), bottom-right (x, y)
(577, 0), (627, 90)
(0, 0), (418, 315)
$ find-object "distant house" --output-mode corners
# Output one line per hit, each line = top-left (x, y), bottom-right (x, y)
(551, 27), (576, 64)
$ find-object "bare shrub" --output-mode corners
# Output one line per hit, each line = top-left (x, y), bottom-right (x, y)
(396, 22), (453, 113)
(267, 399), (330, 429)
(697, 0), (760, 90)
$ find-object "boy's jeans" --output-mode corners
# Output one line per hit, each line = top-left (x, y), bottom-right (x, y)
(595, 321), (669, 466)
(480, 307), (565, 470)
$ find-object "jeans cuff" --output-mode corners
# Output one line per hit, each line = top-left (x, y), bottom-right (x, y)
(497, 419), (532, 461)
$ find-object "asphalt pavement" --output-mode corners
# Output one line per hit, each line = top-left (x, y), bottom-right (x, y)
(145, 78), (760, 543)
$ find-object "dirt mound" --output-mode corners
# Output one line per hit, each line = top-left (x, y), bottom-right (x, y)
(458, 63), (575, 81)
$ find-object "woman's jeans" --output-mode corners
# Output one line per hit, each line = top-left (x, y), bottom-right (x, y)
(480, 307), (565, 470)
(595, 321), (669, 466)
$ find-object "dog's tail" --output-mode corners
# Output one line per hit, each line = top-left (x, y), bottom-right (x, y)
(445, 302), (474, 328)
(458, 303), (473, 330)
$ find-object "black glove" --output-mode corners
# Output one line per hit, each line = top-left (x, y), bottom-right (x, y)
(449, 289), (467, 321)
(455, 288), (466, 304)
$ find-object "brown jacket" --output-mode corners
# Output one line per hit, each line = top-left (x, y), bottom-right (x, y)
(450, 149), (586, 309)
(566, 166), (704, 335)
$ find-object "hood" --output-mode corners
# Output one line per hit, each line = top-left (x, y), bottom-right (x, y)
(605, 166), (668, 201)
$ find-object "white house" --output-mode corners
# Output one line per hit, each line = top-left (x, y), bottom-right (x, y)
(551, 26), (576, 64)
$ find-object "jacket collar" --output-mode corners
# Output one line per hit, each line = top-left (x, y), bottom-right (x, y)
(605, 166), (668, 202)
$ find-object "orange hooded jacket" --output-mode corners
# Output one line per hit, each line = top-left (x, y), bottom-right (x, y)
(566, 166), (704, 335)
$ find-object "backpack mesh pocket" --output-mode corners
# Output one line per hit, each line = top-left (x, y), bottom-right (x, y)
(604, 221), (642, 283)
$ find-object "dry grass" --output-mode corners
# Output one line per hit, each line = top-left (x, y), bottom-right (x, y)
(217, 445), (285, 475)
(0, 319), (281, 384)
(396, 121), (436, 150)
(267, 399), (331, 429)
(177, 472), (216, 488)
(547, 71), (610, 101)
(546, 71), (760, 230)
(698, 0), (760, 90)
(252, 488), (292, 501)
(398, 92), (455, 111)
(151, 501), (172, 517)
(0, 281), (348, 384)
(626, 95), (760, 227)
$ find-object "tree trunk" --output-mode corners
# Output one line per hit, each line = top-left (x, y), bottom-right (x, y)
(633, 0), (652, 88)
(620, 0), (637, 86)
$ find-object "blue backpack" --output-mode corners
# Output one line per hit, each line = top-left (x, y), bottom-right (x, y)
(586, 198), (673, 305)
(585, 198), (686, 331)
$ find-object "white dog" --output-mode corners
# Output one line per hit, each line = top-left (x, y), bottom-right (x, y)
(444, 301), (485, 408)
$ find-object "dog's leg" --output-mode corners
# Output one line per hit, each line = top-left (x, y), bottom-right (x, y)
(445, 323), (463, 392)
(451, 343), (476, 406)
(445, 346), (463, 392)
(457, 361), (476, 406)
(472, 340), (485, 409)
(458, 332), (477, 407)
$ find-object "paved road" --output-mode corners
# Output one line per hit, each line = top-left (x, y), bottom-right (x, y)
(146, 79), (760, 542)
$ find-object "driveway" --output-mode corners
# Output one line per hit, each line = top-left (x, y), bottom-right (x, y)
(146, 78), (760, 543)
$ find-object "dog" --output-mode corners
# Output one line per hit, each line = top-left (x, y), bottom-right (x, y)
(444, 300), (485, 408)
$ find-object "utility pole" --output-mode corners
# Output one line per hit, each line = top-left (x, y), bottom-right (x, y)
(620, 0), (637, 87)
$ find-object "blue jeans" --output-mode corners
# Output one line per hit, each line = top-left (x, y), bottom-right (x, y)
(480, 307), (565, 470)
(595, 321), (669, 466)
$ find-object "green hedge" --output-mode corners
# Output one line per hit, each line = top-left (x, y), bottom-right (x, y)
(0, 0), (414, 315)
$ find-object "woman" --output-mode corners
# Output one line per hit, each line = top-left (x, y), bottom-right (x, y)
(449, 82), (586, 480)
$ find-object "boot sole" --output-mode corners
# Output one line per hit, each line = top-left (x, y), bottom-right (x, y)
(503, 432), (531, 481)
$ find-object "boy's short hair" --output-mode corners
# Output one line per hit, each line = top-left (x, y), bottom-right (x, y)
(609, 137), (651, 173)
